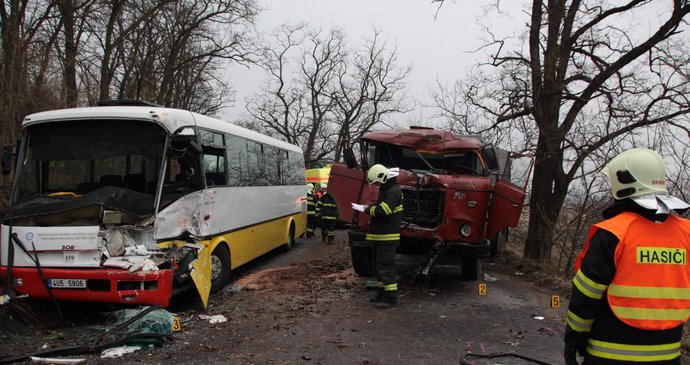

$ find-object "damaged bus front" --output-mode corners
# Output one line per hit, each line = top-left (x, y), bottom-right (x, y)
(1, 104), (307, 308)
(328, 127), (530, 280)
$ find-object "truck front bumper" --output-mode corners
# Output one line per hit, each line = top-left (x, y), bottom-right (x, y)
(348, 230), (490, 258)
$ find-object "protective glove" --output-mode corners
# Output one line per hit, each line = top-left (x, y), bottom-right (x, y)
(564, 345), (580, 365)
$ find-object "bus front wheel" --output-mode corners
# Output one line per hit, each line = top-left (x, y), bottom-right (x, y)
(210, 245), (231, 293)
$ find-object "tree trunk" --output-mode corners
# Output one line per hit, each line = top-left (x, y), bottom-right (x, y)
(523, 131), (569, 260)
(58, 0), (78, 107)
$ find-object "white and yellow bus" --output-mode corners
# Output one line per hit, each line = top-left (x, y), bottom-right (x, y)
(0, 101), (307, 308)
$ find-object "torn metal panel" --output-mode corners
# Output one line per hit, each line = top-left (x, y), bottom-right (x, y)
(153, 191), (204, 239)
(363, 128), (486, 152)
(190, 243), (211, 309)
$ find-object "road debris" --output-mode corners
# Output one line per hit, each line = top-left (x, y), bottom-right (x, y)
(199, 314), (228, 324)
(100, 345), (142, 358)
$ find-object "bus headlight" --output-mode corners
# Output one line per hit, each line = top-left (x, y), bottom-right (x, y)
(460, 224), (471, 237)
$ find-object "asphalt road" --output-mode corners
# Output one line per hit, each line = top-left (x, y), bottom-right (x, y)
(2, 229), (570, 365)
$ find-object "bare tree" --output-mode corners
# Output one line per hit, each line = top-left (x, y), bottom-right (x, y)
(245, 25), (411, 166)
(331, 28), (412, 161)
(103, 0), (257, 113)
(55, 0), (96, 107)
(433, 1), (690, 261)
(0, 0), (59, 187)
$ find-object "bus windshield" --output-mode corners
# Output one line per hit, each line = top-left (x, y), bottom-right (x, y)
(13, 120), (166, 210)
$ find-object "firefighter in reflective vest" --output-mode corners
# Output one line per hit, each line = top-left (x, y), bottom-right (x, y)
(306, 183), (317, 238)
(315, 183), (338, 243)
(364, 164), (403, 309)
(564, 148), (690, 365)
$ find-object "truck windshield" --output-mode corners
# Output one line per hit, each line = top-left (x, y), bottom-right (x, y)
(371, 144), (484, 176)
(13, 120), (166, 206)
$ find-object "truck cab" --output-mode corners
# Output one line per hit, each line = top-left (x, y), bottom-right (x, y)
(328, 127), (529, 280)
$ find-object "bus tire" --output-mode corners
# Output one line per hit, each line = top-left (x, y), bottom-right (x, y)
(280, 223), (296, 253)
(210, 245), (231, 294)
(460, 255), (482, 281)
(351, 245), (375, 277)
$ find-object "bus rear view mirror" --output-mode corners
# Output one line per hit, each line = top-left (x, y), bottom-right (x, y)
(1, 146), (16, 175)
(169, 135), (202, 158)
(344, 147), (357, 169)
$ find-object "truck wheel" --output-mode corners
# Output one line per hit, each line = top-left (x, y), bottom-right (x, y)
(489, 229), (508, 257)
(210, 245), (231, 294)
(460, 256), (482, 281)
(351, 245), (375, 277)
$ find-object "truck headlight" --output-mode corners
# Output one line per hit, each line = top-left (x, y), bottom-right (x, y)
(460, 224), (471, 237)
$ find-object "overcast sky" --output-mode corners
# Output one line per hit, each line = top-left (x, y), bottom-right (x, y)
(221, 0), (527, 123)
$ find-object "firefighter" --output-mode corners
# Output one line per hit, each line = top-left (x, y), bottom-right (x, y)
(315, 183), (338, 243)
(306, 183), (317, 238)
(364, 164), (403, 309)
(564, 148), (690, 365)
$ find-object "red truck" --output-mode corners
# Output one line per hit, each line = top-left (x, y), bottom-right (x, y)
(329, 127), (529, 280)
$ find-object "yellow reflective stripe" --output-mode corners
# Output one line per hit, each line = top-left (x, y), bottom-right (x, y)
(610, 306), (690, 321)
(380, 202), (392, 215)
(573, 270), (607, 300)
(307, 211), (316, 215)
(323, 203), (336, 207)
(609, 284), (690, 299)
(393, 205), (403, 213)
(370, 207), (376, 217)
(566, 310), (594, 333)
(384, 283), (398, 291)
(366, 233), (400, 241)
(367, 281), (383, 288)
(322, 216), (337, 220)
(587, 339), (680, 362)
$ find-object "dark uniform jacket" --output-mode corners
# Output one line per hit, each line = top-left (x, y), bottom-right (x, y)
(316, 192), (338, 220)
(565, 199), (690, 365)
(365, 178), (403, 241)
(307, 192), (317, 215)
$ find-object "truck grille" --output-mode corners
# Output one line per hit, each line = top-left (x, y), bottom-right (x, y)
(401, 188), (445, 228)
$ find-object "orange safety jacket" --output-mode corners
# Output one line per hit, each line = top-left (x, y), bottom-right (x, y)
(595, 211), (690, 330)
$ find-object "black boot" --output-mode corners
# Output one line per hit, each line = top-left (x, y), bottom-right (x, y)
(375, 291), (398, 309)
(369, 289), (384, 303)
(327, 236), (334, 244)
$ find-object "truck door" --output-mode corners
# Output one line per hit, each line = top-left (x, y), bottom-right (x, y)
(485, 151), (531, 240)
(327, 163), (366, 224)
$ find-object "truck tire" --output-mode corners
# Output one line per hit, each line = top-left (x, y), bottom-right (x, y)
(489, 229), (508, 258)
(351, 245), (375, 277)
(460, 255), (482, 281)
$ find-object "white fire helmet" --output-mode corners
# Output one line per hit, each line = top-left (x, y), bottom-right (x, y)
(367, 164), (389, 185)
(601, 148), (667, 200)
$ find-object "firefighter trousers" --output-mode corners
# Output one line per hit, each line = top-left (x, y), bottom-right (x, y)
(374, 242), (398, 302)
(307, 215), (317, 237)
(321, 219), (337, 241)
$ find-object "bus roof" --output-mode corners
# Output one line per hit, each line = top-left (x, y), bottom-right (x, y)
(363, 128), (487, 152)
(22, 106), (301, 153)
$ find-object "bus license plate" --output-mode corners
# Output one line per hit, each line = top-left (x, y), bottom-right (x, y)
(48, 279), (87, 289)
